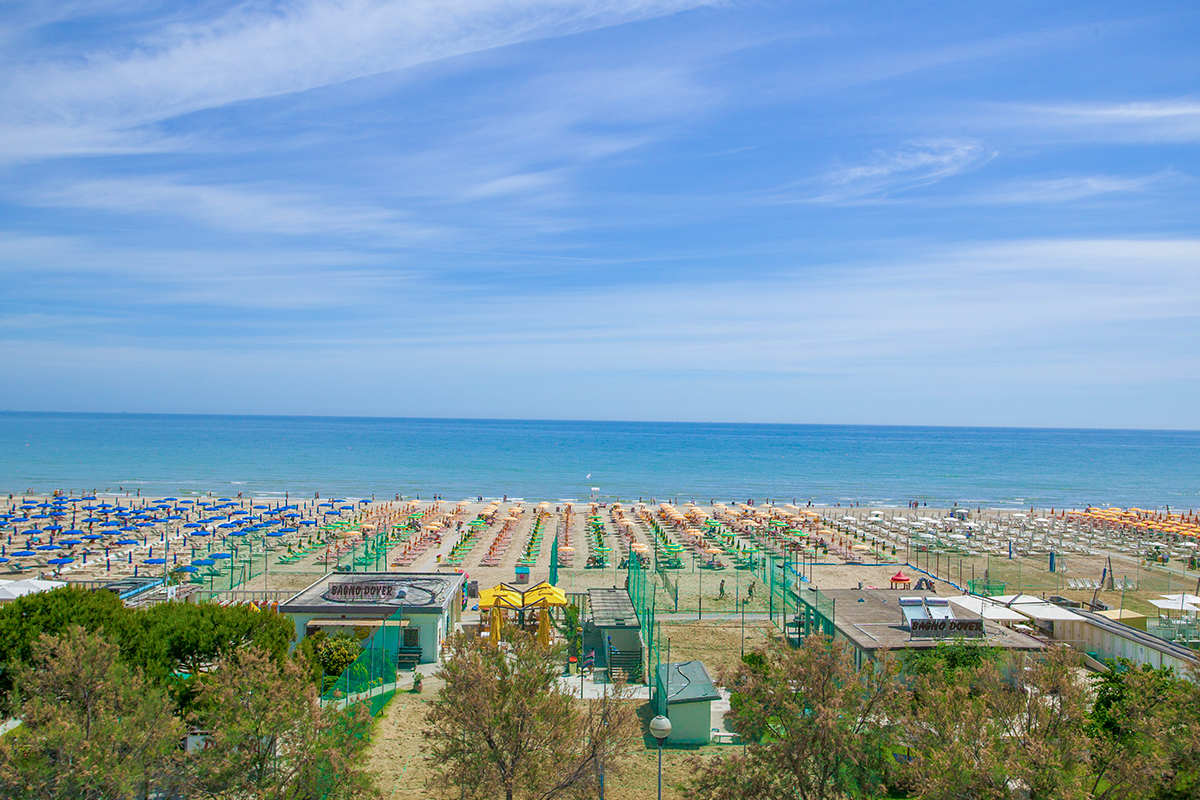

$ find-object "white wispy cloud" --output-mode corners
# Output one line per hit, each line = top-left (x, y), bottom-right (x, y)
(769, 139), (994, 205)
(0, 0), (713, 160)
(967, 171), (1181, 204)
(986, 99), (1200, 142)
(34, 177), (441, 241)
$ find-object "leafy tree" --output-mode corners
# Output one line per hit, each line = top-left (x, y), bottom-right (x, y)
(687, 634), (904, 800)
(424, 630), (639, 800)
(1001, 645), (1091, 800)
(315, 633), (362, 679)
(900, 638), (1003, 681)
(901, 645), (1091, 800)
(0, 587), (135, 708)
(554, 605), (583, 658)
(0, 626), (185, 799)
(1088, 660), (1200, 800)
(0, 589), (293, 712)
(189, 646), (378, 800)
(133, 600), (294, 680)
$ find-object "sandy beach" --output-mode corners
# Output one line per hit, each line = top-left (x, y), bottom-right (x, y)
(4, 493), (1196, 622)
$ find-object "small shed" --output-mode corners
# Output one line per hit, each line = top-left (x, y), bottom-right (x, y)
(653, 661), (721, 744)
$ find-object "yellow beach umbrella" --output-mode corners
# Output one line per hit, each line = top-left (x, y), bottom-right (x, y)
(537, 609), (551, 647)
(489, 605), (503, 645)
(523, 581), (568, 607)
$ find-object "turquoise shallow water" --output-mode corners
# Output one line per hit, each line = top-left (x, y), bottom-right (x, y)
(0, 412), (1197, 509)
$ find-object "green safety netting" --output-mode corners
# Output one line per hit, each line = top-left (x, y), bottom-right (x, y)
(320, 605), (408, 705)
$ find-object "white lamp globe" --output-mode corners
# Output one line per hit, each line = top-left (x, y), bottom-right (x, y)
(649, 715), (672, 741)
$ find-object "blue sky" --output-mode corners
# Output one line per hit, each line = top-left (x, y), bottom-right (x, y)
(1, 1), (1198, 428)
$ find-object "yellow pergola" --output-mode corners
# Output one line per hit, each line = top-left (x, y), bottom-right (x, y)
(479, 581), (569, 646)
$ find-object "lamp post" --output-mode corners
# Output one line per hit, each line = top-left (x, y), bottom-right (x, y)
(649, 715), (672, 800)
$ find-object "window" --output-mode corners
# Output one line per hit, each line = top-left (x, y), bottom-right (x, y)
(403, 627), (421, 649)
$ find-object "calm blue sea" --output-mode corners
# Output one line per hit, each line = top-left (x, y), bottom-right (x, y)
(0, 413), (1197, 510)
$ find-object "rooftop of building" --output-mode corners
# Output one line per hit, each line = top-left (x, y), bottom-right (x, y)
(655, 660), (720, 705)
(587, 587), (640, 629)
(280, 571), (464, 616)
(813, 588), (1047, 654)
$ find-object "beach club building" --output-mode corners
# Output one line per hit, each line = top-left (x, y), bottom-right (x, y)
(280, 571), (465, 666)
(981, 594), (1200, 674)
(793, 587), (1047, 667)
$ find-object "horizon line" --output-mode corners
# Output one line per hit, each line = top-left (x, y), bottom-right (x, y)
(1, 409), (1196, 435)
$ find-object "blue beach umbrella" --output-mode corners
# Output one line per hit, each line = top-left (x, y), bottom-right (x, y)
(37, 544), (61, 551)
(115, 539), (139, 546)
(59, 539), (83, 546)
(192, 558), (216, 567)
(11, 551), (37, 557)
(210, 553), (232, 560)
(176, 565), (198, 573)
(47, 557), (74, 566)
(82, 534), (103, 541)
(144, 558), (167, 565)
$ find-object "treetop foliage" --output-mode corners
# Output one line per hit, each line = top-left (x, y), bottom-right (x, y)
(0, 587), (294, 712)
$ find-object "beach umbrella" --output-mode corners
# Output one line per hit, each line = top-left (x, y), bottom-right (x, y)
(116, 539), (139, 545)
(489, 606), (502, 645)
(47, 557), (74, 566)
(11, 551), (36, 557)
(36, 544), (61, 551)
(192, 558), (216, 567)
(144, 558), (167, 565)
(210, 553), (232, 560)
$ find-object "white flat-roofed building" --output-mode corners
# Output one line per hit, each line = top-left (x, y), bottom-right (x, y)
(280, 571), (465, 666)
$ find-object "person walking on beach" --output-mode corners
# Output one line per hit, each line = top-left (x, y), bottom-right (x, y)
(719, 579), (725, 600)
